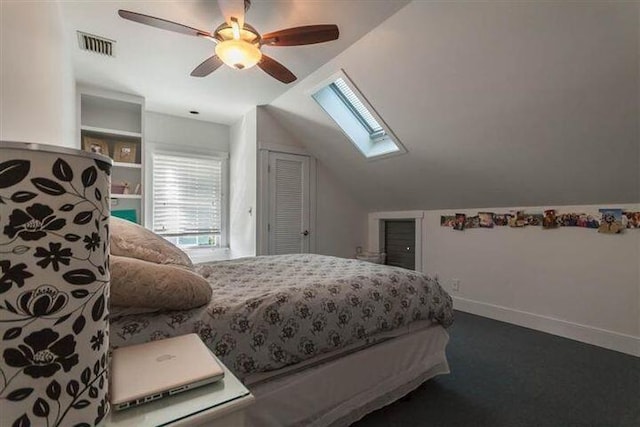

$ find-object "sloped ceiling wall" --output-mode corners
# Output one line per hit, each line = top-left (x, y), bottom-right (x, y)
(267, 1), (640, 211)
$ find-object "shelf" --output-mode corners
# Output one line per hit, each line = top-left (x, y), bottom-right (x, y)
(81, 125), (142, 139)
(113, 162), (142, 169)
(110, 194), (142, 199)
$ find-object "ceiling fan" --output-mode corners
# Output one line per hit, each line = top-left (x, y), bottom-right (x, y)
(118, 0), (339, 84)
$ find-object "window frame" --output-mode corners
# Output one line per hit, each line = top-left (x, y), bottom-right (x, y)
(309, 69), (406, 161)
(150, 148), (229, 250)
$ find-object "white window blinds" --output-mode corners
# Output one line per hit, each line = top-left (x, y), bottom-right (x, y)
(332, 77), (384, 135)
(152, 153), (223, 238)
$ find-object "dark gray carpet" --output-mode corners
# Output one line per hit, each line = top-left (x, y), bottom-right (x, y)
(354, 311), (640, 427)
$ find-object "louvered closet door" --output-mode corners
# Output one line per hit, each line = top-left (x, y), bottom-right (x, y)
(268, 152), (310, 254)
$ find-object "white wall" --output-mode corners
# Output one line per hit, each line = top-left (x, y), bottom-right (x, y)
(1, 1), (76, 147)
(257, 107), (367, 258)
(315, 163), (367, 258)
(229, 109), (258, 258)
(370, 204), (640, 356)
(145, 112), (230, 151)
(269, 1), (639, 210)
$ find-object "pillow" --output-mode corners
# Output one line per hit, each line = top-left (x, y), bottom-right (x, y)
(109, 306), (161, 319)
(110, 256), (212, 310)
(110, 217), (193, 269)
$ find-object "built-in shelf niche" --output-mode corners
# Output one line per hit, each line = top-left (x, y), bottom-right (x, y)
(81, 94), (142, 134)
(78, 88), (145, 224)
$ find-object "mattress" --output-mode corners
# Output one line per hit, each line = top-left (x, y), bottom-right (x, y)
(244, 318), (436, 385)
(110, 254), (454, 379)
(245, 324), (450, 427)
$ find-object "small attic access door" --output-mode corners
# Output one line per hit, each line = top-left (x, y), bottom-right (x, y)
(368, 211), (423, 271)
(384, 220), (416, 270)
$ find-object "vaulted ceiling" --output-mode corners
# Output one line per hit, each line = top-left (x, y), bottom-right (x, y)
(61, 1), (639, 210)
(267, 1), (640, 210)
(61, 0), (409, 124)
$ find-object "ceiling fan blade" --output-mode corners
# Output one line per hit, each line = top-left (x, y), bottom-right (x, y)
(191, 55), (224, 77)
(258, 55), (297, 84)
(118, 10), (213, 38)
(217, 0), (246, 28)
(261, 25), (339, 47)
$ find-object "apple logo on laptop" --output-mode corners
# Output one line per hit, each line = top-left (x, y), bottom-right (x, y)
(156, 354), (176, 362)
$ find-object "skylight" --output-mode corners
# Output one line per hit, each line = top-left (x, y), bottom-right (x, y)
(311, 71), (405, 160)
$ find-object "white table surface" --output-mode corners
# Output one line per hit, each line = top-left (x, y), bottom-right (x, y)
(106, 354), (253, 427)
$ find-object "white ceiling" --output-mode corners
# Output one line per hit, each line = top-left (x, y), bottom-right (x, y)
(268, 1), (640, 210)
(61, 0), (409, 125)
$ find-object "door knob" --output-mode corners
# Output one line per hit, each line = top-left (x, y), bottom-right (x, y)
(301, 230), (309, 236)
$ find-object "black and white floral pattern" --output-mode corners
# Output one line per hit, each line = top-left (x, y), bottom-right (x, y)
(110, 254), (454, 379)
(0, 147), (111, 427)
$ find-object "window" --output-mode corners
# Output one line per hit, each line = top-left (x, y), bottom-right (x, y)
(152, 152), (226, 248)
(311, 71), (405, 159)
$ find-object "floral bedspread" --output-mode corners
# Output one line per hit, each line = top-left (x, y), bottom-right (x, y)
(109, 254), (454, 378)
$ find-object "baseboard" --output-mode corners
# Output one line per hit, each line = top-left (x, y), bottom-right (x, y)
(453, 296), (640, 357)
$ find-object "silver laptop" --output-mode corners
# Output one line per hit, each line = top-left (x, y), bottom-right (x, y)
(110, 334), (224, 411)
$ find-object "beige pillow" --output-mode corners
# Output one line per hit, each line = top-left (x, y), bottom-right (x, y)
(110, 217), (193, 269)
(110, 306), (161, 318)
(110, 256), (212, 310)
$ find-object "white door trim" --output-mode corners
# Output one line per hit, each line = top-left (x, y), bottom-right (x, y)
(257, 150), (269, 255)
(258, 141), (311, 156)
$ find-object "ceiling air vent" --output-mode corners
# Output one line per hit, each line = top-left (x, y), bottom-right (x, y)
(77, 31), (115, 57)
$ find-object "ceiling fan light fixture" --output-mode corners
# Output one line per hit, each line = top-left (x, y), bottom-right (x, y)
(118, 6), (339, 83)
(215, 39), (262, 70)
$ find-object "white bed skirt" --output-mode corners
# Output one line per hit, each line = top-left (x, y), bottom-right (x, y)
(245, 325), (450, 427)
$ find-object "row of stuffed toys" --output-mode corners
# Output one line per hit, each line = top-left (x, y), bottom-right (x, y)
(441, 208), (639, 234)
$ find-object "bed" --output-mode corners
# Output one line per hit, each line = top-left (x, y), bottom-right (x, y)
(110, 254), (454, 426)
